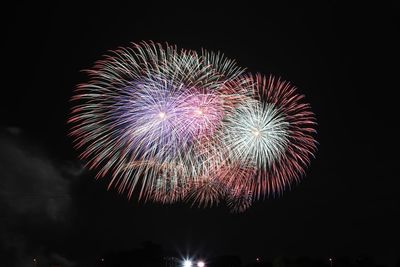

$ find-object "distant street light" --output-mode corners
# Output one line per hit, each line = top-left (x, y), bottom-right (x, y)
(329, 258), (333, 267)
(183, 260), (192, 267)
(197, 261), (205, 267)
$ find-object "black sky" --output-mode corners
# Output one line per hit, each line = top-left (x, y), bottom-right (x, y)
(1, 1), (399, 267)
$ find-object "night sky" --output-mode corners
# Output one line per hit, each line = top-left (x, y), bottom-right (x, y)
(1, 2), (398, 267)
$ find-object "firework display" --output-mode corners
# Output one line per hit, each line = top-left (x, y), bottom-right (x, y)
(69, 41), (317, 212)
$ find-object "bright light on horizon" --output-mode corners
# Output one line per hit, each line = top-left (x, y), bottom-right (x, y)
(197, 261), (205, 267)
(183, 260), (192, 267)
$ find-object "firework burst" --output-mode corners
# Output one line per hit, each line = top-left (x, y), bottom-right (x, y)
(213, 74), (317, 201)
(69, 41), (317, 212)
(69, 41), (247, 200)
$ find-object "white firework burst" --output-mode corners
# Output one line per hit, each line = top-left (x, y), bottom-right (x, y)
(222, 99), (290, 169)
